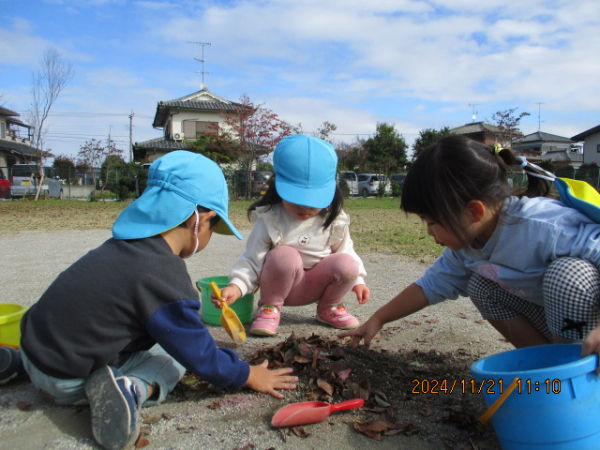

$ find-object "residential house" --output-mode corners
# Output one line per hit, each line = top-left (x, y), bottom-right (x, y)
(450, 121), (503, 146)
(0, 106), (41, 177)
(572, 124), (600, 166)
(133, 87), (246, 162)
(513, 131), (582, 169)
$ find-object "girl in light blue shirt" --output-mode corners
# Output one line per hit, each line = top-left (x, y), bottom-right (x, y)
(342, 135), (600, 359)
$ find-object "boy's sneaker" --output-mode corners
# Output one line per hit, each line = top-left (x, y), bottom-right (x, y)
(85, 366), (141, 450)
(317, 304), (360, 330)
(250, 305), (280, 336)
(0, 347), (24, 385)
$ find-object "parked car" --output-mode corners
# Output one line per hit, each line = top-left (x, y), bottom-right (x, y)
(10, 164), (63, 199)
(0, 169), (10, 199)
(390, 173), (407, 190)
(336, 171), (358, 196)
(357, 173), (391, 197)
(236, 171), (273, 197)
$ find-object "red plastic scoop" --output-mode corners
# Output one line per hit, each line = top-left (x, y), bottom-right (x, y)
(271, 398), (364, 428)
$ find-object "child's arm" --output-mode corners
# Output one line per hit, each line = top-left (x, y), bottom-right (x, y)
(245, 360), (298, 399)
(340, 283), (429, 347)
(582, 324), (600, 358)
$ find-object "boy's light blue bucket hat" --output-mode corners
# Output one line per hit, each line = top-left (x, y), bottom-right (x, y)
(112, 150), (242, 240)
(274, 135), (337, 209)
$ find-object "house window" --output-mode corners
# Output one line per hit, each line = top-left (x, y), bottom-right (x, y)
(0, 122), (5, 139)
(183, 121), (219, 139)
(597, 144), (600, 153)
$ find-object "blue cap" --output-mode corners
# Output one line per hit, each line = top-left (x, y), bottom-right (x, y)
(273, 135), (337, 209)
(112, 150), (242, 240)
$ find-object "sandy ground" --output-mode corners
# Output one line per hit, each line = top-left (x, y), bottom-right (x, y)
(0, 230), (512, 450)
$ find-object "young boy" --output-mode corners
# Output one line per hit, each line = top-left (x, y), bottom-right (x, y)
(14, 151), (297, 450)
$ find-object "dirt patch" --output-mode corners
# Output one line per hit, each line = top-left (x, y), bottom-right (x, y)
(168, 333), (500, 449)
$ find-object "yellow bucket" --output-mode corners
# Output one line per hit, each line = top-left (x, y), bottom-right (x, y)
(0, 303), (27, 349)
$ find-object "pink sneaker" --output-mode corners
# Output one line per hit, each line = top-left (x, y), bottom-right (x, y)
(250, 305), (280, 336)
(316, 304), (360, 330)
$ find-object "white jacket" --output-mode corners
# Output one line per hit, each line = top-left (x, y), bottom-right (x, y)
(228, 203), (367, 296)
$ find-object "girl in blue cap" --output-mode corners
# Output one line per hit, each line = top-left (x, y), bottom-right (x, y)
(341, 135), (600, 359)
(219, 135), (371, 336)
(15, 151), (297, 450)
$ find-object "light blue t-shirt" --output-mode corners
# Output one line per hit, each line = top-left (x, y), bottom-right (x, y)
(416, 196), (600, 306)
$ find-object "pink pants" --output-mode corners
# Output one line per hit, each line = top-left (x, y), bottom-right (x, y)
(258, 245), (360, 312)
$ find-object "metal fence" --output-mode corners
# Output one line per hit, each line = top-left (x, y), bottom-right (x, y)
(510, 167), (600, 193)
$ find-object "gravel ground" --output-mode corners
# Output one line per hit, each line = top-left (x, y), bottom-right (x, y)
(0, 230), (512, 450)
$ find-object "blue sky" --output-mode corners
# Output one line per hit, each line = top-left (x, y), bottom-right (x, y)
(1, 0), (599, 161)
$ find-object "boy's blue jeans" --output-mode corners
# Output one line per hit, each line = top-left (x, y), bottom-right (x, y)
(21, 345), (186, 406)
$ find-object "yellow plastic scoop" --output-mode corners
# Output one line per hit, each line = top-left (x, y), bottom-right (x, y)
(209, 281), (246, 344)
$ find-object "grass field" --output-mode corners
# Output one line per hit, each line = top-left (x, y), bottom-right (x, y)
(0, 197), (442, 261)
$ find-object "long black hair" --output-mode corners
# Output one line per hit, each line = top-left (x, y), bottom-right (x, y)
(401, 135), (551, 245)
(248, 175), (344, 229)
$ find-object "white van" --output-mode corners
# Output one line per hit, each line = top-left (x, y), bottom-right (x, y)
(337, 171), (358, 196)
(10, 164), (64, 199)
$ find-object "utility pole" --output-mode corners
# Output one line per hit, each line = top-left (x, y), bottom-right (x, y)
(189, 42), (211, 88)
(129, 111), (134, 162)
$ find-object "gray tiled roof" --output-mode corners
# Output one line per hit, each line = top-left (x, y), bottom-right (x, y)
(572, 124), (600, 141)
(152, 88), (249, 128)
(158, 100), (242, 111)
(0, 140), (40, 158)
(133, 137), (194, 150)
(450, 121), (501, 134)
(0, 106), (19, 117)
(518, 131), (573, 143)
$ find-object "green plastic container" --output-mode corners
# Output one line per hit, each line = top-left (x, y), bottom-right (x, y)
(197, 276), (254, 325)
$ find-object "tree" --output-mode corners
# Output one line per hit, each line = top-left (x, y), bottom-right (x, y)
(99, 138), (125, 198)
(491, 108), (530, 149)
(220, 94), (293, 169)
(412, 127), (453, 161)
(218, 94), (294, 197)
(335, 139), (367, 172)
(53, 155), (76, 183)
(28, 47), (74, 199)
(189, 133), (238, 165)
(364, 123), (407, 174)
(315, 121), (337, 143)
(77, 138), (123, 192)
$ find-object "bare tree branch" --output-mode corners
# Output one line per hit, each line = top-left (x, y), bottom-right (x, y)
(28, 47), (74, 199)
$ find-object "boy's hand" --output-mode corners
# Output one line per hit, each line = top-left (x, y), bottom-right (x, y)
(352, 284), (370, 304)
(582, 325), (600, 358)
(338, 316), (383, 348)
(245, 360), (298, 399)
(211, 284), (242, 308)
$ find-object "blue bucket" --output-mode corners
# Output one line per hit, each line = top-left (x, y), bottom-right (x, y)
(471, 344), (600, 450)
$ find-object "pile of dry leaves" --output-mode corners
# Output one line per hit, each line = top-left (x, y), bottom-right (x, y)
(173, 333), (500, 449)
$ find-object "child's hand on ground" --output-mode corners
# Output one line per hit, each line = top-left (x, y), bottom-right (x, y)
(352, 284), (370, 304)
(338, 316), (384, 348)
(211, 284), (242, 308)
(245, 360), (298, 399)
(582, 325), (600, 358)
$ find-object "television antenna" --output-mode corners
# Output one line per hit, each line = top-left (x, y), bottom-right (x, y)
(189, 42), (211, 88)
(468, 103), (480, 122)
(535, 102), (544, 131)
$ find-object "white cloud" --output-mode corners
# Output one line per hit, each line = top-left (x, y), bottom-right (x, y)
(3, 0), (599, 157)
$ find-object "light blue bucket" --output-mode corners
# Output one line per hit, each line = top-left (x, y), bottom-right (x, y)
(471, 344), (600, 450)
